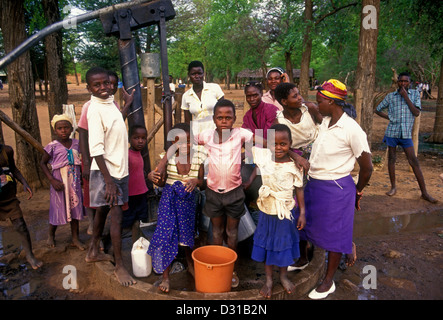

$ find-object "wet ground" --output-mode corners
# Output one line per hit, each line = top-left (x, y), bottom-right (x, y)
(1, 197), (442, 300)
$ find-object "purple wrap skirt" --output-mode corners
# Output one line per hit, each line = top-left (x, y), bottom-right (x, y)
(304, 175), (356, 254)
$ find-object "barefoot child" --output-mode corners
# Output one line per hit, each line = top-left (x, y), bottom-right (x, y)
(77, 69), (134, 235)
(83, 66), (135, 287)
(40, 114), (86, 250)
(0, 143), (43, 269)
(195, 99), (254, 287)
(121, 125), (149, 243)
(246, 124), (306, 298)
(147, 123), (205, 293)
(274, 82), (322, 270)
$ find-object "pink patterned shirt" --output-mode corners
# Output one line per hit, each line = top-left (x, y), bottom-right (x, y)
(196, 128), (253, 193)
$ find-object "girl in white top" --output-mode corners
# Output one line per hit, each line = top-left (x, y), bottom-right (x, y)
(181, 60), (224, 136)
(245, 123), (306, 299)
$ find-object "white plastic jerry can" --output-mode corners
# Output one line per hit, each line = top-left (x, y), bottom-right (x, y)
(131, 237), (152, 277)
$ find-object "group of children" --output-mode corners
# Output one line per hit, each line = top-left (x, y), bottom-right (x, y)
(1, 65), (436, 300)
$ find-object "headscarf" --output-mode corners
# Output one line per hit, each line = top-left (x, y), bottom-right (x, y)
(51, 114), (73, 130)
(317, 79), (357, 119)
(266, 67), (284, 78)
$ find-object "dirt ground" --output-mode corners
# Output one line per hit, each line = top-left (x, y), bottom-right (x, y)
(0, 83), (442, 301)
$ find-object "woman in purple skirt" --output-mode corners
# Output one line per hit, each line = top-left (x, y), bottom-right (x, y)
(305, 80), (373, 299)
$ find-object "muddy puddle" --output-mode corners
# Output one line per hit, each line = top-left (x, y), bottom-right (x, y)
(354, 209), (443, 237)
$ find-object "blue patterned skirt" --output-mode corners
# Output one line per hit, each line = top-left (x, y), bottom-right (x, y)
(148, 181), (196, 274)
(251, 209), (300, 267)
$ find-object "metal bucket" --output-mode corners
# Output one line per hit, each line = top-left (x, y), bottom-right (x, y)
(205, 204), (256, 242)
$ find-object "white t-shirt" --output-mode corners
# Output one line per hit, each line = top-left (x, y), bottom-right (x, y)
(308, 113), (370, 180)
(87, 95), (128, 179)
(276, 104), (319, 149)
(181, 81), (224, 135)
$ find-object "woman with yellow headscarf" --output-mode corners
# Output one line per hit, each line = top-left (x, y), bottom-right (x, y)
(304, 79), (373, 299)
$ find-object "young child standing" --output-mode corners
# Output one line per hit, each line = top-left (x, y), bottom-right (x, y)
(121, 125), (149, 243)
(0, 143), (43, 269)
(148, 123), (205, 293)
(274, 82), (322, 271)
(83, 66), (135, 287)
(246, 124), (306, 299)
(40, 114), (86, 250)
(195, 99), (254, 287)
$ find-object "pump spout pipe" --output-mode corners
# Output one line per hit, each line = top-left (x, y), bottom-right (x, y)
(118, 38), (145, 130)
(100, 0), (175, 149)
(0, 0), (153, 70)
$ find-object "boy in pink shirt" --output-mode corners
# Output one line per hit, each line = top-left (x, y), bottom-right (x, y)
(195, 99), (254, 287)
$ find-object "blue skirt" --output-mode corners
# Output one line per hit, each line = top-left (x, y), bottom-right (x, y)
(251, 209), (300, 267)
(148, 181), (196, 274)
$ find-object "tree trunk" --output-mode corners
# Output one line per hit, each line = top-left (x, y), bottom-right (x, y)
(299, 0), (313, 98)
(73, 58), (79, 86)
(226, 66), (231, 90)
(354, 0), (380, 148)
(430, 54), (443, 143)
(284, 51), (294, 83)
(0, 0), (47, 189)
(42, 0), (68, 140)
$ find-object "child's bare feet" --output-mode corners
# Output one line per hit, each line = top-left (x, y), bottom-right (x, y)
(114, 265), (136, 287)
(280, 274), (295, 294)
(158, 278), (170, 293)
(47, 237), (56, 248)
(259, 278), (273, 299)
(26, 253), (43, 270)
(70, 239), (87, 251)
(386, 187), (396, 196)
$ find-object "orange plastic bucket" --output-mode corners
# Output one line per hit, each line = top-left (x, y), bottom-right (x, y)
(192, 245), (238, 293)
